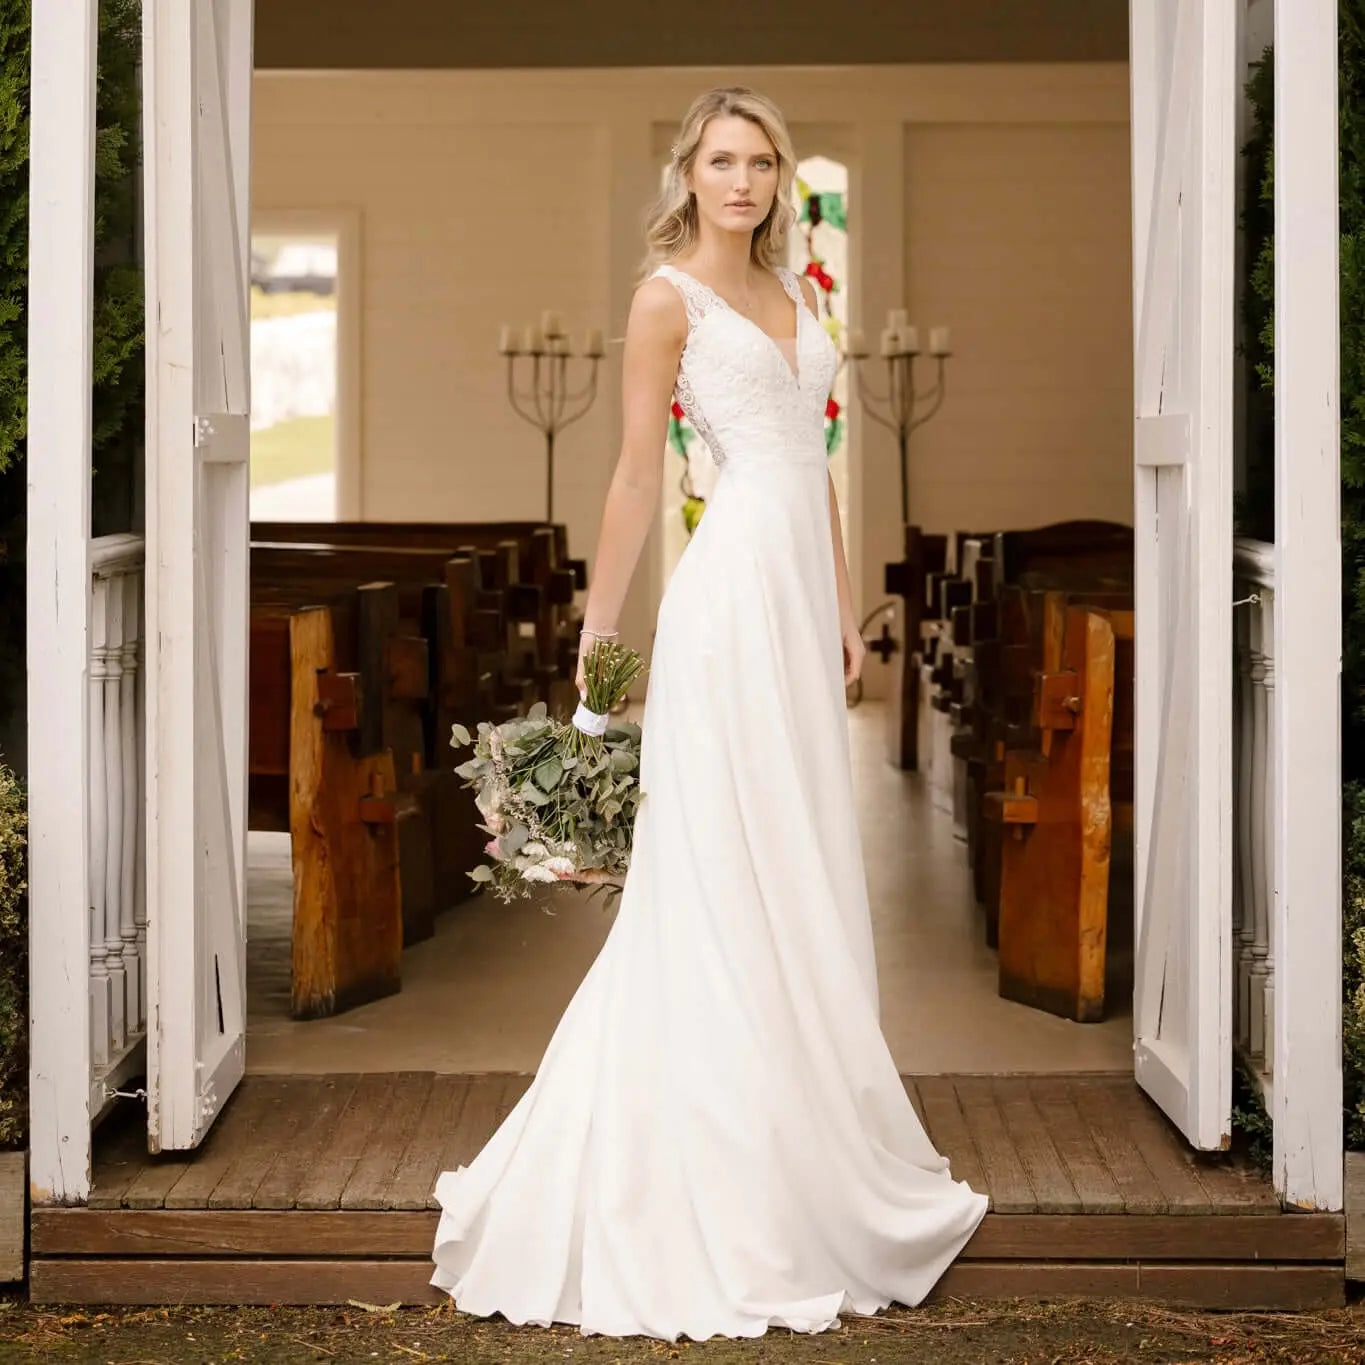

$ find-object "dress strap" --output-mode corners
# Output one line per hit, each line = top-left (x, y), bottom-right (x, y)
(652, 264), (713, 331)
(778, 265), (820, 320)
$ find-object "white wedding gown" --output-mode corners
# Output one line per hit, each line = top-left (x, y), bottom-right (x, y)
(430, 263), (989, 1340)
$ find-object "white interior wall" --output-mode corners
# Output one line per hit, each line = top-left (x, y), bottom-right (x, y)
(253, 64), (1132, 694)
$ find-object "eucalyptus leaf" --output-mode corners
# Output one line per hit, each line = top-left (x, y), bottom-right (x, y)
(534, 758), (564, 790)
(469, 865), (494, 883)
(450, 722), (472, 748)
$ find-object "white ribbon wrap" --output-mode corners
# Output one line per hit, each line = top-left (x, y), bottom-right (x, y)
(571, 701), (610, 737)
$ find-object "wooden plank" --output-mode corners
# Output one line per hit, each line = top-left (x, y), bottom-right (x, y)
(339, 1073), (434, 1210)
(963, 1211), (1344, 1262)
(932, 1260), (1139, 1300)
(254, 1074), (360, 1210)
(29, 1258), (448, 1307)
(32, 1208), (438, 1257)
(952, 1076), (1036, 1213)
(1181, 1148), (1280, 1214)
(25, 0), (99, 1209)
(121, 1154), (196, 1211)
(429, 1075), (517, 1203)
(1025, 1076), (1124, 1213)
(207, 1078), (313, 1210)
(0, 1151), (25, 1281)
(30, 1254), (1342, 1310)
(87, 1108), (155, 1210)
(991, 1078), (1079, 1213)
(1070, 1076), (1168, 1213)
(902, 1075), (927, 1129)
(914, 1075), (987, 1199)
(936, 1261), (1341, 1309)
(1347, 1150), (1365, 1279)
(384, 1075), (469, 1211)
(162, 1076), (282, 1209)
(1136, 1263), (1344, 1310)
(295, 1073), (397, 1211)
(29, 1207), (1343, 1263)
(1108, 1082), (1216, 1213)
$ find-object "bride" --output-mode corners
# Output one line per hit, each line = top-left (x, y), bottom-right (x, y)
(430, 85), (989, 1341)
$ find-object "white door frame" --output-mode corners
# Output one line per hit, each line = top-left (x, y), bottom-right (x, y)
(25, 0), (99, 1204)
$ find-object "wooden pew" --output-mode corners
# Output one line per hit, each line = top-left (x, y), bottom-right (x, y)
(985, 602), (1135, 1021)
(970, 583), (1133, 946)
(249, 582), (456, 958)
(250, 541), (577, 719)
(266, 597), (407, 1018)
(947, 521), (1134, 948)
(253, 519), (586, 683)
(882, 527), (948, 771)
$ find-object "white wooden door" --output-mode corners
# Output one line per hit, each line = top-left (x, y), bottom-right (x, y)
(143, 0), (254, 1150)
(1128, 0), (1235, 1150)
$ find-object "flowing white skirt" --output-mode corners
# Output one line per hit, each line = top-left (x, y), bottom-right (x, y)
(430, 458), (989, 1340)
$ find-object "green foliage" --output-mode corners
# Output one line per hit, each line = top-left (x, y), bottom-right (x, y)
(1344, 782), (1365, 1149)
(0, 6), (30, 474)
(1239, 47), (1275, 542)
(1231, 1060), (1274, 1177)
(0, 0), (144, 476)
(0, 760), (25, 1149)
(1342, 1), (1365, 769)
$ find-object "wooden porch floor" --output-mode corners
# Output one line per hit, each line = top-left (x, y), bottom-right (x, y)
(30, 1072), (1344, 1308)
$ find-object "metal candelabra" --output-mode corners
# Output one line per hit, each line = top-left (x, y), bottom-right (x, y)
(499, 311), (605, 523)
(842, 310), (952, 526)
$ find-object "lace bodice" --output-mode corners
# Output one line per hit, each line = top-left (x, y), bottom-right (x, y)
(653, 264), (838, 469)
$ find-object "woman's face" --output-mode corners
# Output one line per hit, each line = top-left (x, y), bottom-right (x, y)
(686, 114), (780, 239)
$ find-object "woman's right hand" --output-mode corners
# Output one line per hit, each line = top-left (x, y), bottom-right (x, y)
(575, 630), (615, 700)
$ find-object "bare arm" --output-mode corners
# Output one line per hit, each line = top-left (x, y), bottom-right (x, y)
(576, 278), (687, 686)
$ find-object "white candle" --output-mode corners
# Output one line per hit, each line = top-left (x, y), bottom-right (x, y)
(929, 326), (951, 356)
(888, 307), (909, 329)
(880, 327), (899, 358)
(498, 324), (517, 355)
(844, 328), (868, 358)
(584, 328), (605, 358)
(541, 309), (563, 338)
(526, 324), (546, 354)
(900, 324), (920, 354)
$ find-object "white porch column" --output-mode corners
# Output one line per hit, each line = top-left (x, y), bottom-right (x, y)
(25, 0), (99, 1204)
(1272, 0), (1343, 1210)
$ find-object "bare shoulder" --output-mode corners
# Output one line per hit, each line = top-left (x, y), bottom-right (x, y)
(627, 274), (688, 346)
(795, 272), (820, 318)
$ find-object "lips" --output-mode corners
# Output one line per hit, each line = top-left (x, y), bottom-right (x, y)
(727, 201), (756, 209)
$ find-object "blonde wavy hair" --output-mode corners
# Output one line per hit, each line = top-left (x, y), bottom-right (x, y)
(640, 87), (798, 281)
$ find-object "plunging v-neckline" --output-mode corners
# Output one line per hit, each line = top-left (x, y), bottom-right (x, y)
(668, 264), (803, 384)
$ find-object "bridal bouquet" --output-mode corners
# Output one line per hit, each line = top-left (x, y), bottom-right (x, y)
(450, 639), (647, 904)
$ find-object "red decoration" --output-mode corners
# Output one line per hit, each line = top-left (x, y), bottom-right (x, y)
(671, 401), (685, 420)
(826, 397), (840, 420)
(803, 261), (834, 293)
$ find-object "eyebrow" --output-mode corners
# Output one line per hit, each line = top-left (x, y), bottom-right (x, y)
(705, 148), (775, 158)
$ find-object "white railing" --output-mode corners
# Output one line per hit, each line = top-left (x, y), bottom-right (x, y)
(89, 533), (146, 1111)
(1232, 536), (1276, 1098)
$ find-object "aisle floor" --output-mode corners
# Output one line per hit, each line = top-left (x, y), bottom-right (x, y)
(245, 701), (1134, 1075)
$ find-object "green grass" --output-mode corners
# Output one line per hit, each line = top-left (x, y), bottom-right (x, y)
(250, 286), (336, 319)
(249, 414), (335, 489)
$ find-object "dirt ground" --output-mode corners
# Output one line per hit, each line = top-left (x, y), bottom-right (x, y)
(2, 1296), (1365, 1365)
